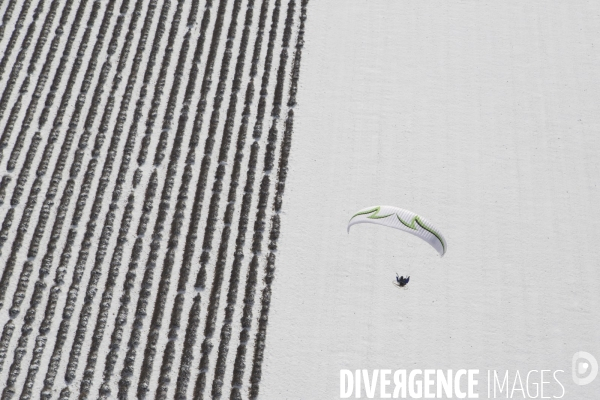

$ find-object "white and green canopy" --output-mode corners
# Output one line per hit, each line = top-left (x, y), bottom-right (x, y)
(347, 206), (447, 257)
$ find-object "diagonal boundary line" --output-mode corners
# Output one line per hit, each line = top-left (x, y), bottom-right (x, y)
(201, 0), (272, 397)
(247, 0), (306, 398)
(227, 0), (296, 398)
(191, 0), (290, 396)
(171, 0), (284, 397)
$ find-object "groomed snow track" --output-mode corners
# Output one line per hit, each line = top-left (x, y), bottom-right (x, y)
(0, 0), (308, 397)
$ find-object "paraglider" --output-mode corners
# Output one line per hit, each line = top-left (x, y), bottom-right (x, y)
(347, 205), (447, 289)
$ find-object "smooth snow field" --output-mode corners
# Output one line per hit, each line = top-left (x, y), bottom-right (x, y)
(260, 1), (600, 399)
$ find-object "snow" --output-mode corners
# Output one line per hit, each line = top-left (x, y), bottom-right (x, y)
(261, 1), (600, 398)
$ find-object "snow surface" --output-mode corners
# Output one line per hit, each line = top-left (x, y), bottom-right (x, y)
(261, 1), (600, 398)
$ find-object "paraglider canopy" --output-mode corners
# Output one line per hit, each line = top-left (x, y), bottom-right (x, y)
(347, 205), (447, 257)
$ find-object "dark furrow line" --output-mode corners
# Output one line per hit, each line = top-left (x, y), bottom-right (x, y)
(0, 0), (35, 88)
(123, 0), (216, 397)
(159, 0), (267, 397)
(34, 0), (151, 395)
(0, 0), (103, 306)
(3, 0), (84, 322)
(114, 0), (204, 396)
(94, 1), (173, 395)
(114, 0), (198, 397)
(26, 0), (143, 395)
(5, 2), (100, 398)
(0, 0), (56, 166)
(69, 0), (160, 397)
(189, 0), (258, 395)
(228, 1), (295, 399)
(0, 176), (9, 205)
(0, 320), (14, 374)
(0, 0), (102, 330)
(0, 0), (19, 51)
(134, 0), (234, 395)
(171, 291), (200, 400)
(2, 0), (69, 179)
(56, 0), (148, 388)
(3, 0), (129, 396)
(57, 387), (70, 400)
(0, 0), (86, 219)
(19, 0), (121, 394)
(0, 0), (84, 381)
(248, 113), (294, 398)
(99, 171), (158, 398)
(0, 0), (7, 18)
(143, 0), (248, 396)
(0, 0), (42, 252)
(208, 0), (270, 396)
(175, 0), (281, 397)
(95, 0), (185, 395)
(75, 191), (133, 399)
(248, 4), (305, 397)
(154, 0), (253, 395)
(72, 0), (185, 394)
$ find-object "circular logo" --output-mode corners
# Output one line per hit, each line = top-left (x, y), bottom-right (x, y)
(572, 351), (598, 386)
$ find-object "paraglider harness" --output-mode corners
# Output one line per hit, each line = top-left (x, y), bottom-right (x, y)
(396, 274), (410, 287)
